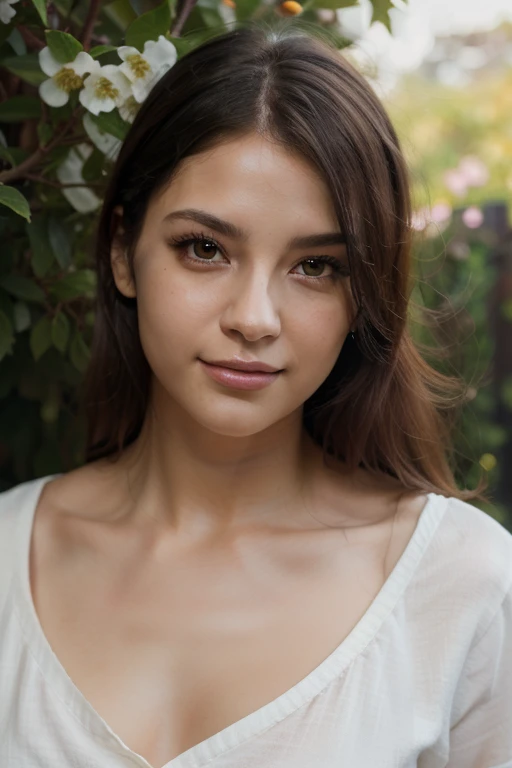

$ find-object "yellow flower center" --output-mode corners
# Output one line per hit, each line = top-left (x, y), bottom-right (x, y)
(94, 77), (120, 100)
(124, 95), (139, 115)
(54, 67), (85, 92)
(126, 53), (151, 80)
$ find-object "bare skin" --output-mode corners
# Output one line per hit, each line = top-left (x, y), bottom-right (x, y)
(30, 451), (428, 768)
(27, 132), (430, 767)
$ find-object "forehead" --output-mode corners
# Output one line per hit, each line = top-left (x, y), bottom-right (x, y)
(147, 133), (339, 229)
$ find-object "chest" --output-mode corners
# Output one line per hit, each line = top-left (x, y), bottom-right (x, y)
(29, 500), (424, 767)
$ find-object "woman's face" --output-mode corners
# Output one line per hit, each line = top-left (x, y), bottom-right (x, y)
(111, 132), (355, 438)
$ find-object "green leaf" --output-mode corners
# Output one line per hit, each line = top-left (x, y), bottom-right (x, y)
(0, 290), (14, 323)
(13, 301), (31, 332)
(31, 0), (49, 26)
(0, 274), (45, 303)
(47, 215), (73, 269)
(89, 44), (119, 58)
(0, 54), (47, 86)
(0, 185), (31, 221)
(45, 30), (84, 64)
(167, 35), (192, 58)
(70, 330), (90, 372)
(233, 0), (260, 21)
(48, 101), (74, 124)
(85, 309), (95, 327)
(0, 309), (14, 362)
(37, 121), (53, 147)
(0, 358), (16, 398)
(0, 143), (15, 167)
(370, 0), (394, 31)
(125, 0), (171, 51)
(501, 299), (512, 322)
(308, 0), (357, 8)
(502, 376), (512, 411)
(6, 28), (27, 56)
(30, 315), (52, 360)
(40, 385), (61, 423)
(198, 7), (224, 28)
(51, 310), (70, 352)
(0, 23), (12, 49)
(26, 215), (54, 278)
(104, 0), (138, 30)
(49, 269), (97, 301)
(82, 146), (106, 182)
(88, 109), (130, 141)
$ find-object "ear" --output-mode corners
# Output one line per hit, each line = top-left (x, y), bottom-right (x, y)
(110, 204), (137, 299)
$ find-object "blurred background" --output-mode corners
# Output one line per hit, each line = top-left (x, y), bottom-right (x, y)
(335, 0), (512, 529)
(0, 0), (511, 529)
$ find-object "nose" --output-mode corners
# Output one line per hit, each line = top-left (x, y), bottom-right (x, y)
(220, 268), (281, 342)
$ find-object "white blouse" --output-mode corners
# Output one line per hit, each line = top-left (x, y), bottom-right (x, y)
(1, 474), (511, 768)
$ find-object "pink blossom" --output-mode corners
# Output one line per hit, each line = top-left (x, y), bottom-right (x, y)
(411, 207), (430, 230)
(462, 206), (484, 228)
(443, 169), (467, 197)
(458, 156), (489, 187)
(430, 202), (452, 223)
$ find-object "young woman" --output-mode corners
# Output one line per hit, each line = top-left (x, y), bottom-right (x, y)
(0, 21), (511, 768)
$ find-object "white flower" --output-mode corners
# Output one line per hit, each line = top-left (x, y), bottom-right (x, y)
(79, 64), (132, 115)
(117, 94), (141, 124)
(117, 35), (177, 103)
(56, 143), (101, 213)
(0, 0), (19, 24)
(38, 48), (99, 107)
(82, 112), (121, 161)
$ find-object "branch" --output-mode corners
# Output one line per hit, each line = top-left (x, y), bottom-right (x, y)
(0, 109), (81, 184)
(17, 25), (45, 51)
(81, 0), (102, 51)
(170, 0), (198, 37)
(24, 172), (105, 189)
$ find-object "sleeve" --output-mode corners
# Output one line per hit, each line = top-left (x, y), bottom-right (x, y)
(446, 575), (512, 768)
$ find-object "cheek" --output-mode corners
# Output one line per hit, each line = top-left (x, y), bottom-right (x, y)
(292, 302), (347, 368)
(134, 268), (206, 371)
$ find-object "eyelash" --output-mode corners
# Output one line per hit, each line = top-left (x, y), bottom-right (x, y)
(167, 230), (350, 283)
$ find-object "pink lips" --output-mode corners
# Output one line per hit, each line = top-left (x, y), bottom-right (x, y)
(199, 360), (281, 391)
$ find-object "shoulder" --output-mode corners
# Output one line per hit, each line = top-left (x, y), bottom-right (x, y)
(428, 494), (512, 640)
(0, 475), (50, 532)
(0, 475), (57, 612)
(441, 495), (512, 584)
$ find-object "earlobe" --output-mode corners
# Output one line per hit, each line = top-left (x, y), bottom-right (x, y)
(111, 248), (137, 299)
(110, 205), (137, 299)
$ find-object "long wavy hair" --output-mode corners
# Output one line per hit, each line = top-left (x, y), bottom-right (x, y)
(83, 20), (488, 504)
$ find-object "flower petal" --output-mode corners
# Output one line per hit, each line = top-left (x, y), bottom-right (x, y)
(91, 65), (133, 100)
(56, 145), (101, 213)
(69, 51), (100, 76)
(38, 46), (62, 77)
(131, 78), (155, 103)
(0, 0), (18, 24)
(117, 60), (138, 84)
(79, 86), (116, 115)
(118, 95), (140, 124)
(39, 77), (69, 107)
(143, 36), (177, 70)
(82, 112), (121, 160)
(116, 45), (140, 62)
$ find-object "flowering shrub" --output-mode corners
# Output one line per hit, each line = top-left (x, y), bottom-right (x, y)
(0, 0), (399, 483)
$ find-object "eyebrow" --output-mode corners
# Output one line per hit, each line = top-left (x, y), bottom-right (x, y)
(162, 209), (347, 249)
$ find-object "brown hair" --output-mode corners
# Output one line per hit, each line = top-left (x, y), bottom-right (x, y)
(83, 20), (488, 504)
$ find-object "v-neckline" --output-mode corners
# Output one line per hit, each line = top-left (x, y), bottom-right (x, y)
(10, 474), (447, 768)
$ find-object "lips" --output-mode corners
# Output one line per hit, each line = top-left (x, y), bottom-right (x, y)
(199, 360), (281, 391)
(201, 359), (282, 374)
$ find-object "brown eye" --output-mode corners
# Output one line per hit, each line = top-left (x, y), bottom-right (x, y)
(300, 259), (329, 278)
(193, 240), (219, 260)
